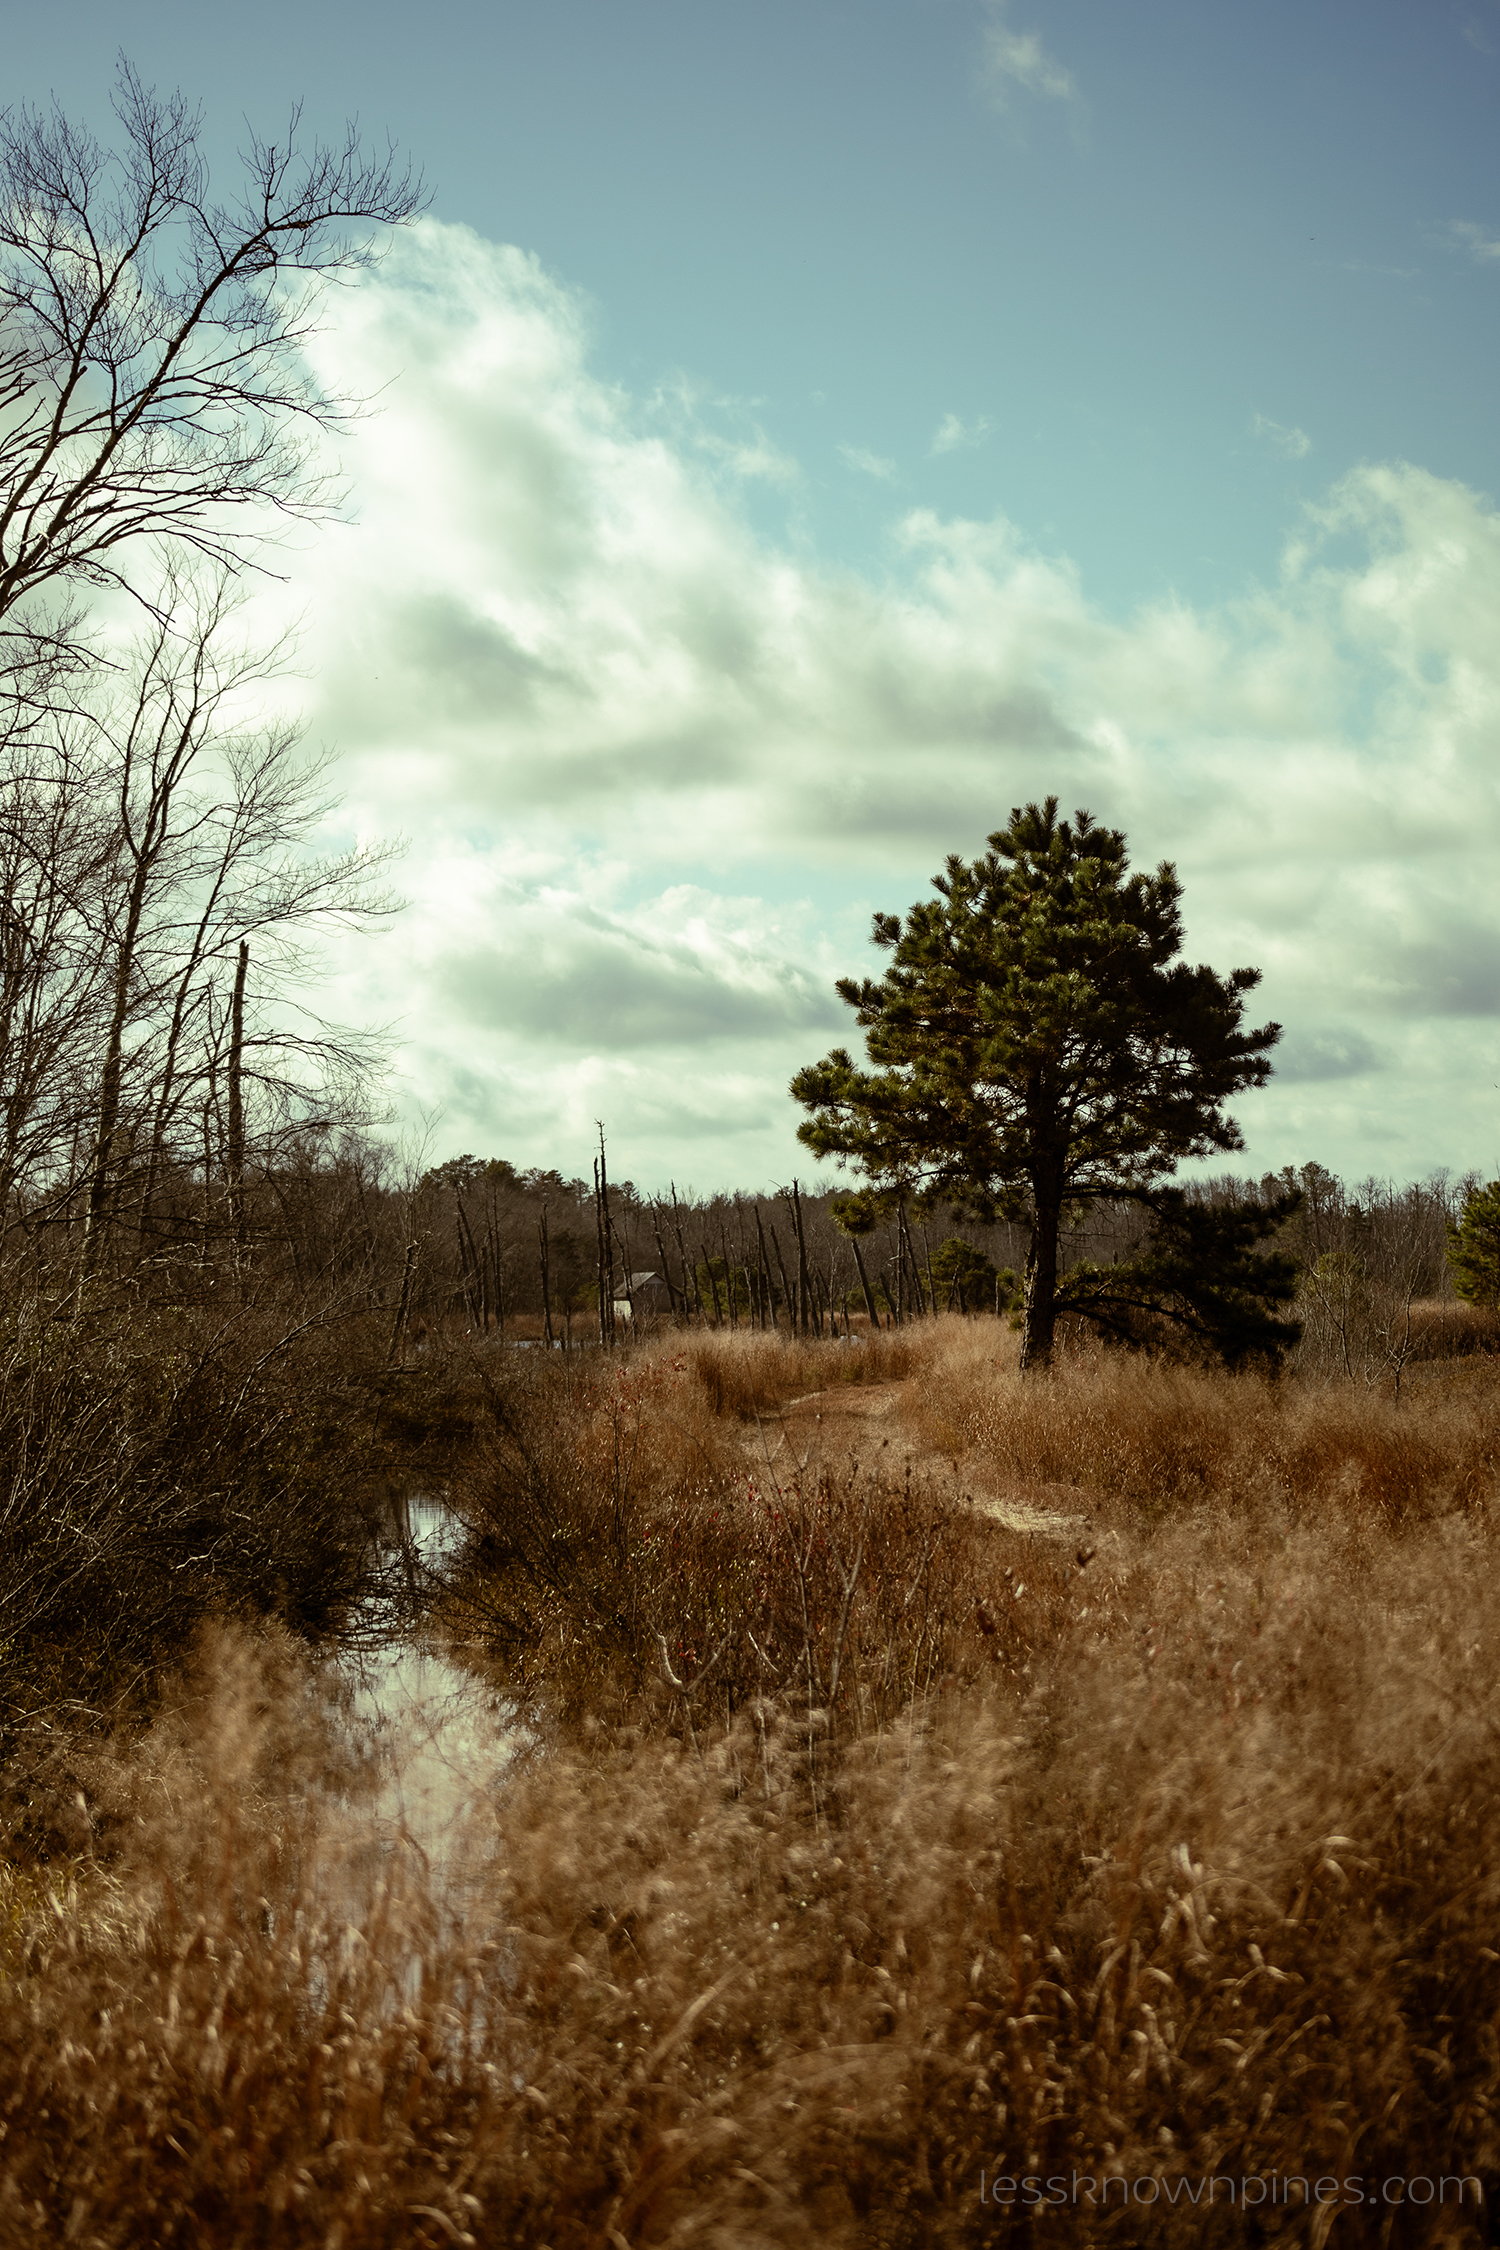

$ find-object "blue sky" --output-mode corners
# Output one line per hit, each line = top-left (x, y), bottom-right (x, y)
(14, 3), (1500, 1188)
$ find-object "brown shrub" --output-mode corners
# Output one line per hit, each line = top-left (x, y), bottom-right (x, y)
(441, 1344), (989, 1739)
(1408, 1297), (1500, 1358)
(0, 1292), (405, 1730)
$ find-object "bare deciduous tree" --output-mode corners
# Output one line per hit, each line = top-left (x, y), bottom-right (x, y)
(0, 713), (117, 1212)
(0, 59), (423, 634)
(69, 574), (400, 1269)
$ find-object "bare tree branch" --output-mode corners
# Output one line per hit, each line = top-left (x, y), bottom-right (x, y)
(0, 58), (424, 631)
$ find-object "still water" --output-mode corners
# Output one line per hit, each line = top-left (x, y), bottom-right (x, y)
(335, 1495), (523, 1887)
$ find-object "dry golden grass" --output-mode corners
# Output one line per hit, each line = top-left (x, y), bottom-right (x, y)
(441, 1331), (976, 1736)
(681, 1323), (922, 1419)
(5, 1329), (1500, 2242)
(1405, 1298), (1500, 1357)
(913, 1318), (1500, 1529)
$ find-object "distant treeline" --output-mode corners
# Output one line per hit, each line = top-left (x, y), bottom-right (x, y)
(53, 1140), (1444, 1373)
(11, 1125), (1474, 1379)
(0, 1127), (1478, 1712)
(395, 1152), (1467, 1330)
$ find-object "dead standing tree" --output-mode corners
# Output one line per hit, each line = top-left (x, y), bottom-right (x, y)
(594, 1125), (617, 1348)
(0, 711), (119, 1231)
(70, 577), (397, 1276)
(538, 1200), (555, 1348)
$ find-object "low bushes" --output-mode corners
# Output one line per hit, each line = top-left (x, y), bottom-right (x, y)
(442, 1344), (986, 1736)
(0, 1283), (483, 1733)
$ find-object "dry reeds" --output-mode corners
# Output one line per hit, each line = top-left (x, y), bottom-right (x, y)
(6, 1331), (1500, 2240)
(683, 1323), (923, 1419)
(914, 1318), (1500, 1528)
(441, 1339), (979, 1736)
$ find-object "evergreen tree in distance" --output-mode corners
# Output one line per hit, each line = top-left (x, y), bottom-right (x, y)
(1446, 1179), (1500, 1310)
(791, 799), (1301, 1371)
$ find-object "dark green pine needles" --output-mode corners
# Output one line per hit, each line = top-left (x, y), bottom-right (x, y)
(791, 798), (1301, 1370)
(1447, 1179), (1500, 1311)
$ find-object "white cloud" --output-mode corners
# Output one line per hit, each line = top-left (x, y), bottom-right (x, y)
(932, 412), (993, 455)
(979, 2), (1078, 106)
(437, 881), (841, 1050)
(281, 220), (1500, 1189)
(647, 376), (801, 487)
(1452, 219), (1500, 263)
(838, 443), (897, 480)
(1252, 412), (1312, 460)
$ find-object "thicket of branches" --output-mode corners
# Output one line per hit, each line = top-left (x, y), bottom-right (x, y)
(0, 55), (422, 1270)
(0, 62), (428, 1716)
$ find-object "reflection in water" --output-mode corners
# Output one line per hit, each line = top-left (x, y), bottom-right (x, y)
(336, 1494), (522, 1890)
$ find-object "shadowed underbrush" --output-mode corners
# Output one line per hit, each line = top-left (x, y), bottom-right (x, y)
(0, 1282), (489, 1754)
(5, 1330), (1500, 2240)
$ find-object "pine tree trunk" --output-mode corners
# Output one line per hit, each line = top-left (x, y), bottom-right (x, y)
(897, 1203), (923, 1320)
(1020, 1192), (1062, 1371)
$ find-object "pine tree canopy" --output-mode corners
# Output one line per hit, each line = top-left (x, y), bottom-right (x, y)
(790, 798), (1292, 1369)
(1446, 1180), (1500, 1310)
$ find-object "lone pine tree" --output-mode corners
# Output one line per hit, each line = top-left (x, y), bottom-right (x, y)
(791, 799), (1296, 1371)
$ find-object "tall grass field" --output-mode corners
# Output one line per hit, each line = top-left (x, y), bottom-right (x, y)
(2, 1320), (1498, 2244)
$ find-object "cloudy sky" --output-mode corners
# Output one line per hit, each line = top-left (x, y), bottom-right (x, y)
(17, 1), (1500, 1190)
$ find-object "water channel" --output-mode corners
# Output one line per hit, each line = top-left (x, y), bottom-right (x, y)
(333, 1494), (522, 1890)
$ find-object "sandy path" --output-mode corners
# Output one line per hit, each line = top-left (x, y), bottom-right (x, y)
(740, 1380), (1092, 1540)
